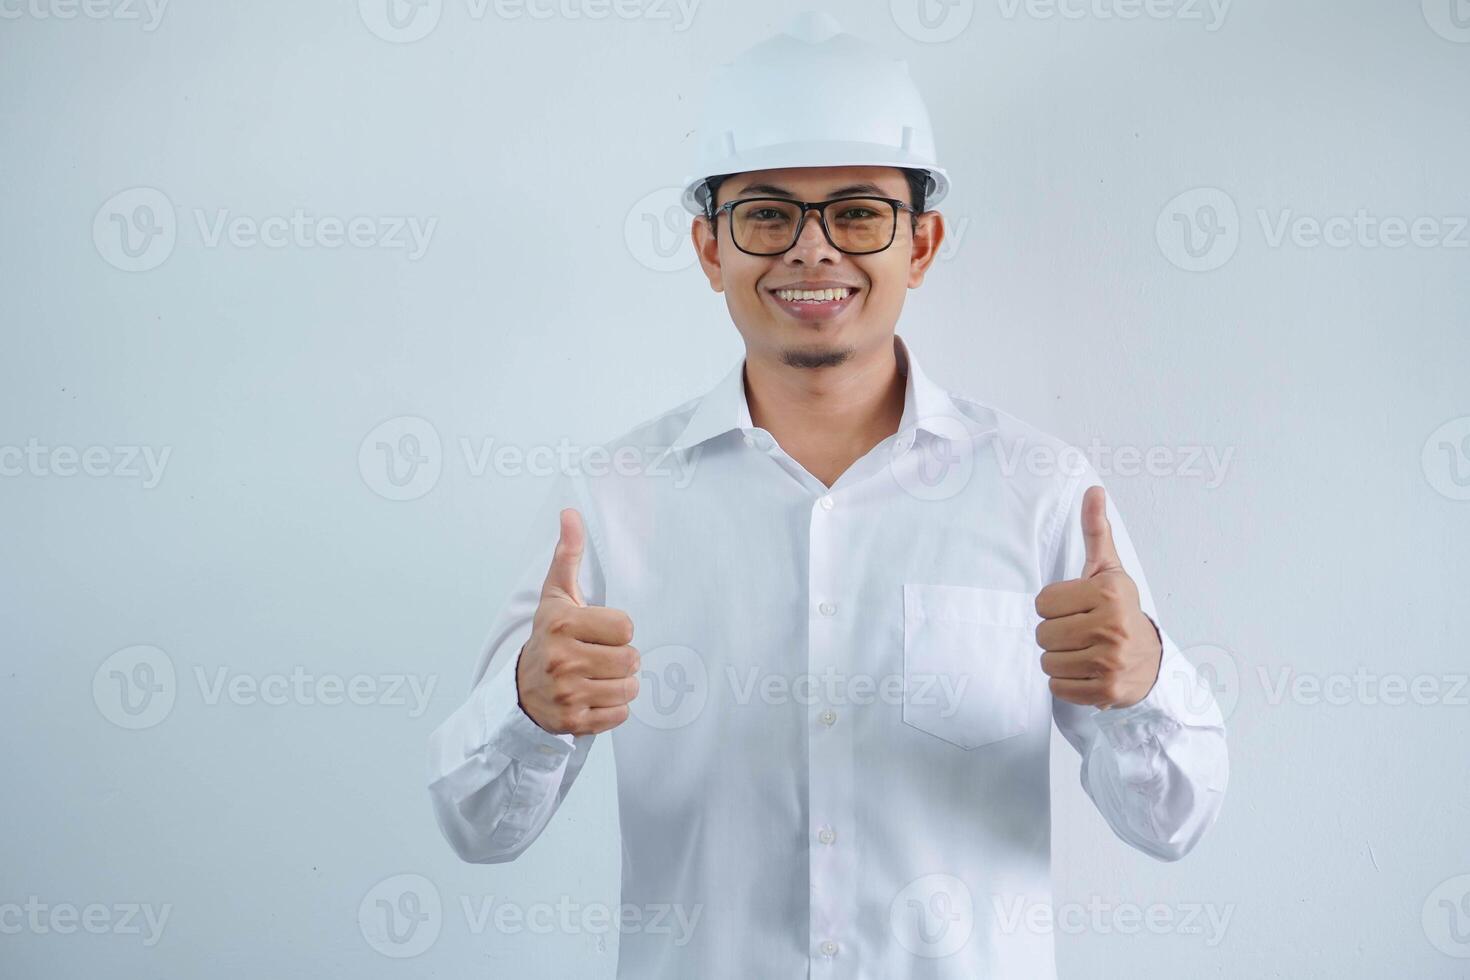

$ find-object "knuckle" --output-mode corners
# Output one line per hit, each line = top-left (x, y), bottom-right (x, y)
(1094, 619), (1127, 646)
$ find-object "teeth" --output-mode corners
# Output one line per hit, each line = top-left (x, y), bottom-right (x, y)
(775, 287), (854, 302)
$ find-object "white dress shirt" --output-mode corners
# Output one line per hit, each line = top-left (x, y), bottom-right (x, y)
(427, 333), (1229, 979)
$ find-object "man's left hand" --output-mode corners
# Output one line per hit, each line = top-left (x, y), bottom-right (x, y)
(1035, 486), (1163, 710)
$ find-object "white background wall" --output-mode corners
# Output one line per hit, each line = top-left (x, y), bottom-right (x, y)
(2, 0), (1467, 976)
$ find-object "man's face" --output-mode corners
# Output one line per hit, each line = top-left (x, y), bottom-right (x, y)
(692, 165), (944, 370)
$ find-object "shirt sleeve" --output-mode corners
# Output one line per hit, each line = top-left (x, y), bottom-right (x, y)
(426, 471), (607, 864)
(1045, 459), (1229, 862)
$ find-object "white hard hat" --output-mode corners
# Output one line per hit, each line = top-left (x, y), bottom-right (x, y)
(679, 11), (951, 217)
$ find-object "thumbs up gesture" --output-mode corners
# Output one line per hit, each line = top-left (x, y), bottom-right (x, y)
(515, 508), (641, 736)
(1034, 486), (1163, 710)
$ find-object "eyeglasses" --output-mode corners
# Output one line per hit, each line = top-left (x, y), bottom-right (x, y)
(710, 195), (918, 256)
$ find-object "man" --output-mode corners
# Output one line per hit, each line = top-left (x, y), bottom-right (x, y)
(427, 12), (1227, 978)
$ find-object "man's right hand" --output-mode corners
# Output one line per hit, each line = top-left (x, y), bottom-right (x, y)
(515, 507), (640, 736)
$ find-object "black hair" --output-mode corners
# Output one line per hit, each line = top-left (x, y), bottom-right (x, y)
(702, 167), (931, 225)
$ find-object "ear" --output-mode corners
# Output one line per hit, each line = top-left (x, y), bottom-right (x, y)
(691, 213), (725, 294)
(906, 210), (946, 289)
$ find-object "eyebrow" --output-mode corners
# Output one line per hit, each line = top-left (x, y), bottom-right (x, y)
(734, 181), (891, 199)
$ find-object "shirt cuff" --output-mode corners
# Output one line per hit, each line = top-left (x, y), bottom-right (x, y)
(475, 648), (576, 770)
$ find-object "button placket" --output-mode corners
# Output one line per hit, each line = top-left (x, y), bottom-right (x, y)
(807, 491), (854, 972)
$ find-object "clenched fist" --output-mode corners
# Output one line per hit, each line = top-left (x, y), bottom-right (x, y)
(515, 508), (641, 736)
(1035, 486), (1164, 711)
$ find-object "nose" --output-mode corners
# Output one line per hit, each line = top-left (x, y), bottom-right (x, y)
(783, 209), (839, 263)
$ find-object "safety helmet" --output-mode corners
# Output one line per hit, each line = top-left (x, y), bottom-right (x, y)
(680, 11), (950, 217)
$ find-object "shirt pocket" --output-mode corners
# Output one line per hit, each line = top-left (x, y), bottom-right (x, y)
(901, 584), (1042, 750)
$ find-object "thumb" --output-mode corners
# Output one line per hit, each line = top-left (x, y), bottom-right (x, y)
(541, 507), (586, 607)
(1080, 485), (1121, 578)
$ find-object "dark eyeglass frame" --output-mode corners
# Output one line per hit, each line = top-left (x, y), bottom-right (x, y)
(709, 195), (919, 256)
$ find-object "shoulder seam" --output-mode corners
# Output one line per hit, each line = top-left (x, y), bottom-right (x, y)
(601, 394), (703, 447)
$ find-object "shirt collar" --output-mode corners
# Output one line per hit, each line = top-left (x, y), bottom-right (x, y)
(661, 333), (985, 460)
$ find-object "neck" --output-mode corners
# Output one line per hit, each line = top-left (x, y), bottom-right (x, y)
(742, 335), (907, 486)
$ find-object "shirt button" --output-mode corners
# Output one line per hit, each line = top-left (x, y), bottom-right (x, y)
(742, 434), (756, 447)
(818, 495), (834, 510)
(818, 601), (836, 617)
(538, 745), (557, 755)
(820, 940), (838, 957)
(819, 709), (837, 726)
(817, 827), (835, 845)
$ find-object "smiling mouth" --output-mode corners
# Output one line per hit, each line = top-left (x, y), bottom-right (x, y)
(764, 284), (862, 323)
(768, 286), (860, 303)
